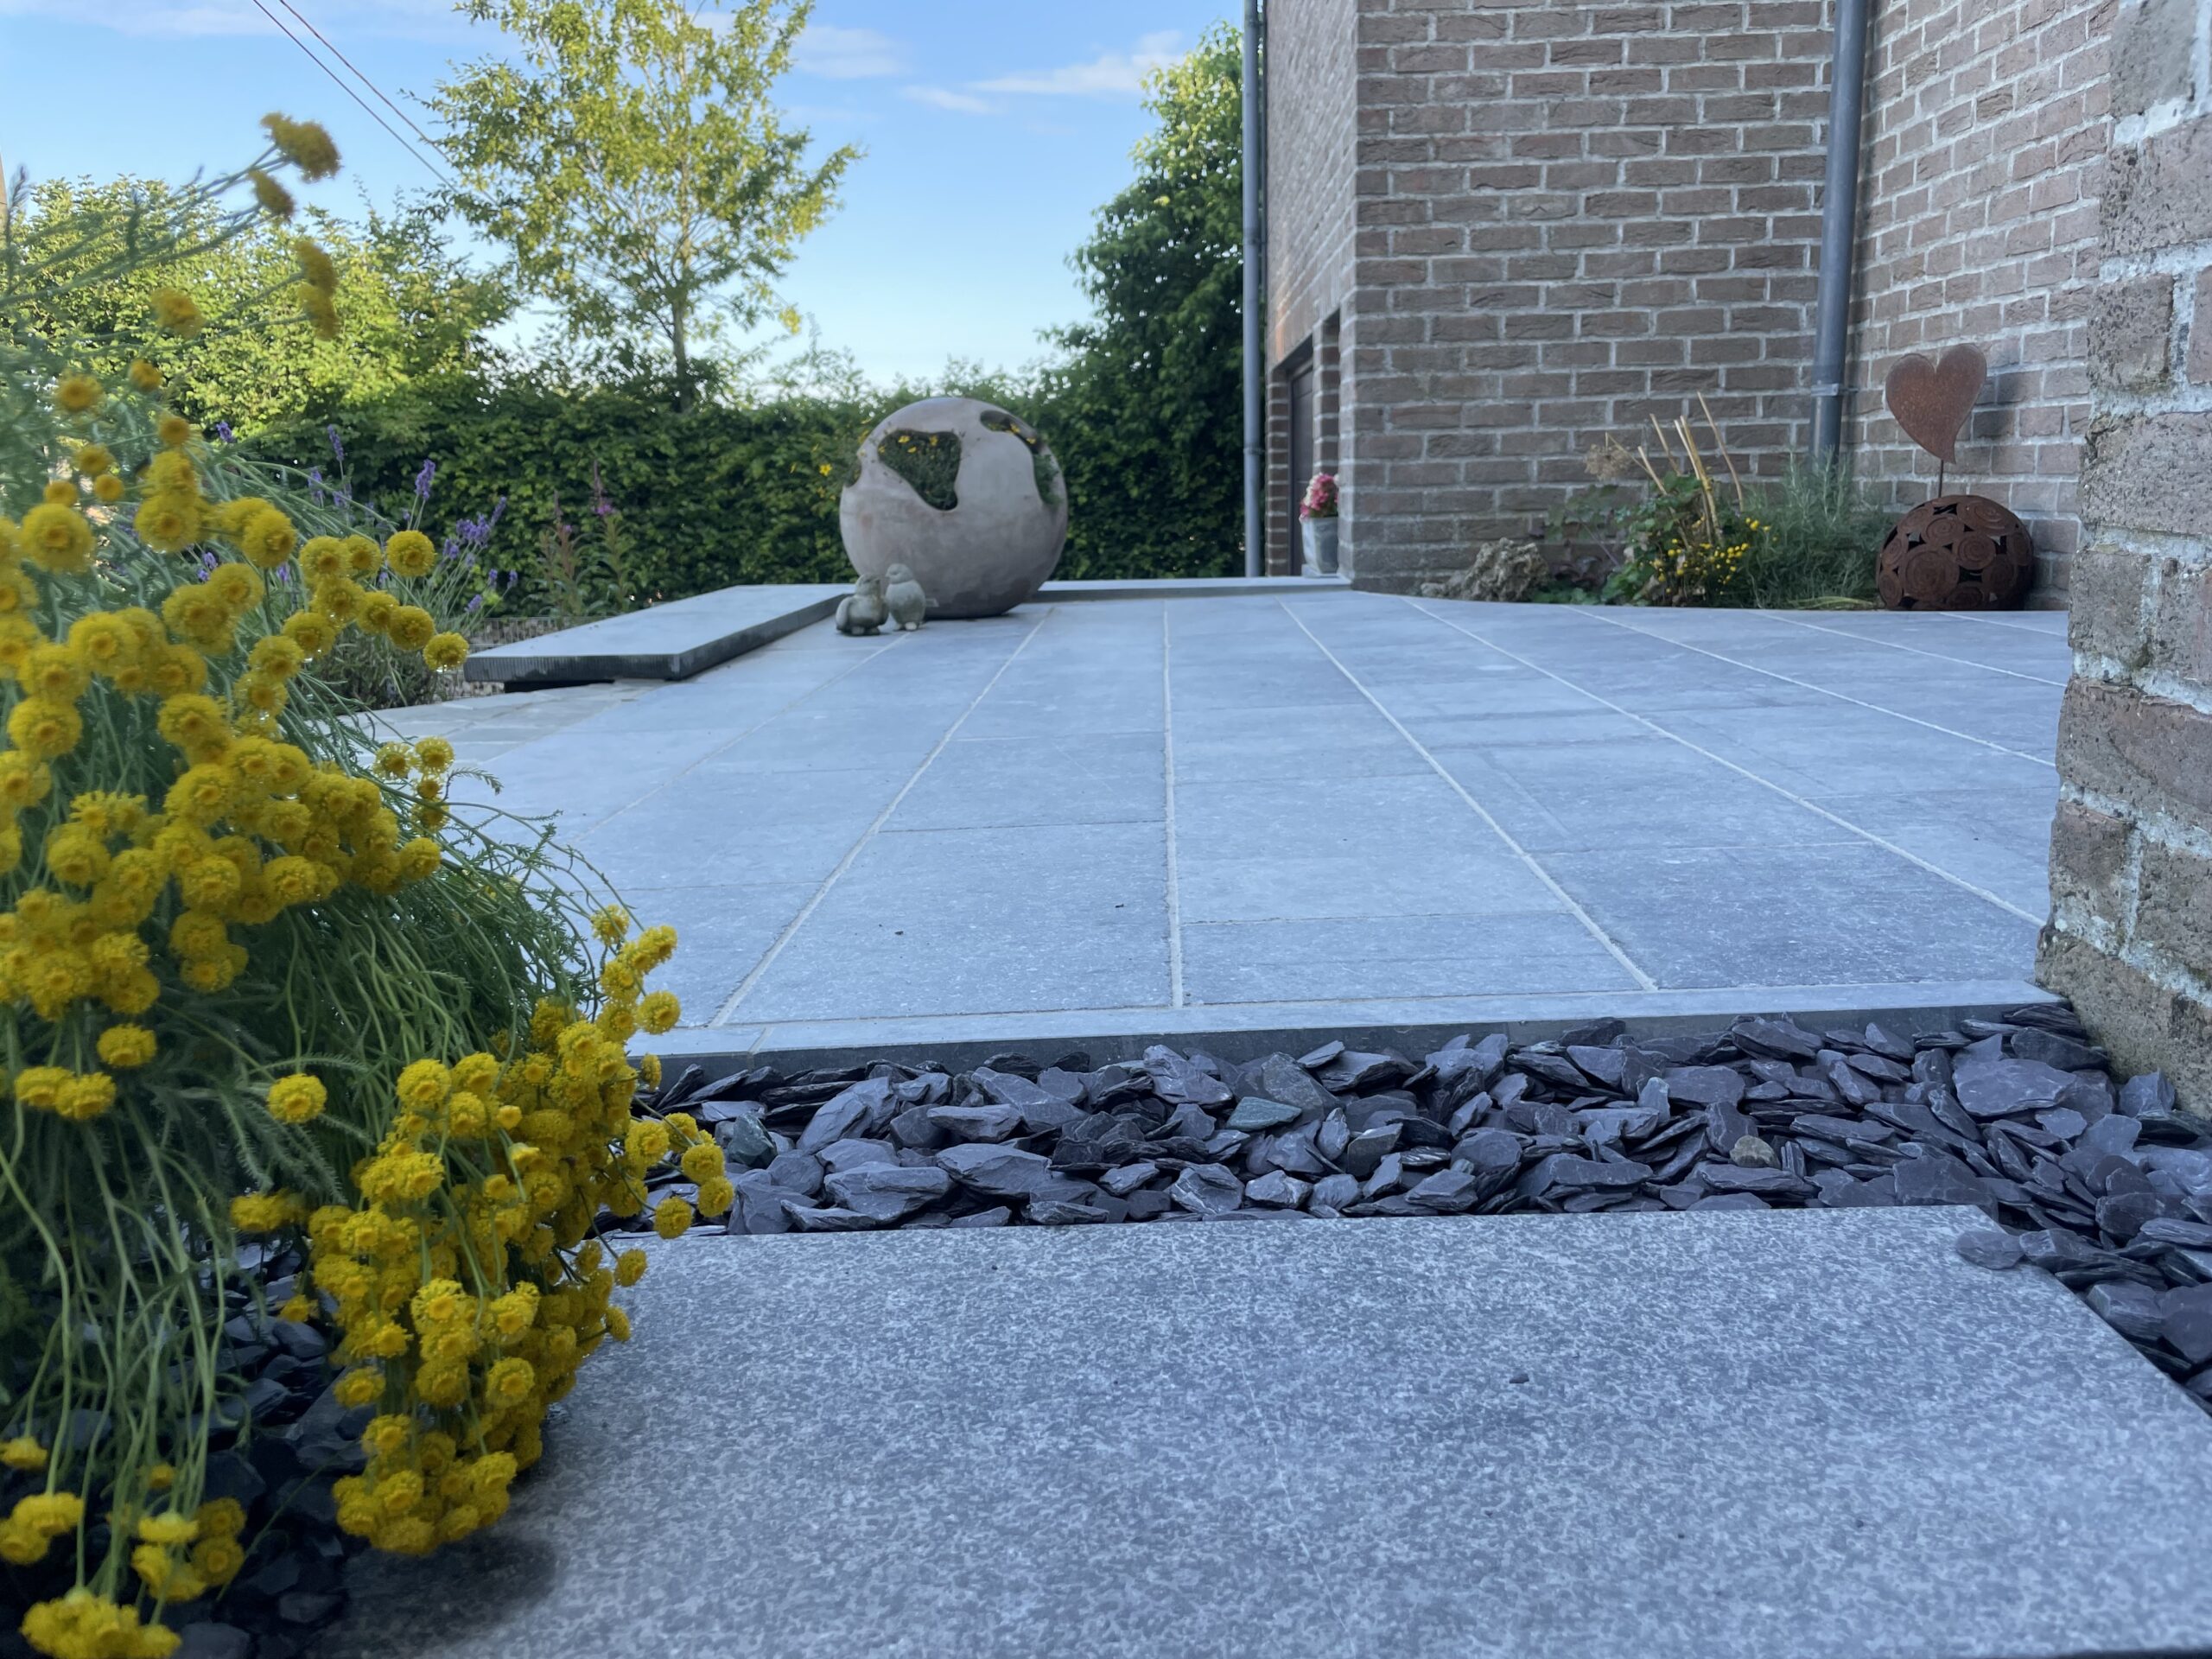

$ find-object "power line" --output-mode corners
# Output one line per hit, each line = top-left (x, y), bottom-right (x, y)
(271, 0), (443, 154)
(249, 0), (452, 187)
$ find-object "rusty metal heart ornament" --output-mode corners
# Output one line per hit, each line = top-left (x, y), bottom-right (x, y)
(1884, 345), (1987, 465)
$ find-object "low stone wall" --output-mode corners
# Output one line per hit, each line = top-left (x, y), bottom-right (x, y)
(2041, 0), (2212, 1109)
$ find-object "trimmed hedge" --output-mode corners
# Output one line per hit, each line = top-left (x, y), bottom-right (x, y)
(251, 374), (1239, 611)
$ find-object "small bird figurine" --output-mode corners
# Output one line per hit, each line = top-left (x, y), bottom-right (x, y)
(884, 563), (928, 632)
(835, 574), (888, 636)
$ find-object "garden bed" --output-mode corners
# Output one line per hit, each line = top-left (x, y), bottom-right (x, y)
(22, 998), (2191, 1659)
(624, 1001), (2212, 1406)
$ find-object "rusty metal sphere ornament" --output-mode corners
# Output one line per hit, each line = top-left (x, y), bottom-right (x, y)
(1877, 494), (2035, 611)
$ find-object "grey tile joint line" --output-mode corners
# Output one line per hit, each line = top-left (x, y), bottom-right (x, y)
(1751, 610), (2069, 688)
(1276, 599), (1663, 995)
(1574, 606), (2056, 769)
(1404, 598), (2046, 926)
(709, 607), (1058, 1026)
(1937, 610), (2072, 639)
(570, 631), (911, 834)
(1161, 602), (1186, 1009)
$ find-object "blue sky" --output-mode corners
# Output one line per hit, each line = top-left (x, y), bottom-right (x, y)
(0, 1), (1230, 382)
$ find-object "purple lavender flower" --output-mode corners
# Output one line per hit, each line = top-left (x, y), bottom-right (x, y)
(307, 467), (326, 505)
(326, 425), (344, 463)
(590, 461), (613, 518)
(413, 458), (437, 502)
(214, 421), (234, 443)
(467, 593), (484, 613)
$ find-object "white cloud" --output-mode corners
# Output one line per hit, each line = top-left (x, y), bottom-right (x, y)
(972, 29), (1183, 99)
(792, 22), (906, 79)
(903, 85), (995, 116)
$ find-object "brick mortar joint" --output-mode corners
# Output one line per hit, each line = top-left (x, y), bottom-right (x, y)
(2085, 526), (2212, 567)
(2071, 652), (2212, 717)
(2092, 385), (2212, 418)
(2061, 780), (2212, 868)
(2100, 243), (2212, 283)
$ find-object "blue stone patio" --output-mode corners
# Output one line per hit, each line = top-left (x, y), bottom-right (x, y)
(377, 592), (2068, 1060)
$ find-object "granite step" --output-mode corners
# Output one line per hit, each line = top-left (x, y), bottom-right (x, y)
(324, 1207), (2212, 1659)
(464, 584), (848, 686)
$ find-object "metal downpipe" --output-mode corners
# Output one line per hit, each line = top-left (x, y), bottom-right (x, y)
(1810, 0), (1871, 464)
(1242, 0), (1266, 577)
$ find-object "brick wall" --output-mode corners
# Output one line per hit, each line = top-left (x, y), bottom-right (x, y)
(1332, 0), (1833, 591)
(1266, 0), (1360, 574)
(1844, 0), (2113, 603)
(2040, 0), (2212, 1109)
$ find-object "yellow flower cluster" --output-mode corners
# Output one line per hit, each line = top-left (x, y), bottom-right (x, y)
(16, 1589), (175, 1659)
(123, 1495), (247, 1608)
(304, 914), (716, 1556)
(0, 555), (455, 1108)
(260, 113), (340, 182)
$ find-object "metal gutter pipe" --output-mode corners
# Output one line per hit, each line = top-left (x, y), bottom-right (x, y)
(1243, 0), (1265, 577)
(1810, 0), (1871, 463)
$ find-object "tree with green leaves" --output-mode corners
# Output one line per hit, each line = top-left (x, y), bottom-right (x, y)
(429, 0), (856, 410)
(1041, 22), (1243, 579)
(1, 175), (512, 433)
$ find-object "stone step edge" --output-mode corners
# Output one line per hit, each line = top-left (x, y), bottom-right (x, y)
(466, 576), (1354, 686)
(636, 982), (2059, 1079)
(463, 588), (843, 685)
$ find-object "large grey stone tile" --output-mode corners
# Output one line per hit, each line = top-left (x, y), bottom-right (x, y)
(892, 734), (1164, 830)
(326, 1209), (2212, 1659)
(1428, 738), (1844, 855)
(1544, 841), (2041, 990)
(575, 768), (912, 887)
(730, 821), (1171, 1022)
(1171, 772), (1509, 858)
(465, 582), (847, 684)
(1753, 611), (2070, 683)
(1177, 849), (1565, 925)
(1180, 912), (1642, 1003)
(608, 881), (813, 1024)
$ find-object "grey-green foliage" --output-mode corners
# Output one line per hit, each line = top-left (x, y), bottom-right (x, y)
(1739, 462), (1892, 608)
(877, 429), (960, 511)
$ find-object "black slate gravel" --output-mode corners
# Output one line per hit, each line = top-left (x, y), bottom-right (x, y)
(0, 1245), (368, 1659)
(630, 1004), (2212, 1412)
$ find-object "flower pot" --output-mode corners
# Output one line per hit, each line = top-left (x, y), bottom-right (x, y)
(1300, 517), (1340, 576)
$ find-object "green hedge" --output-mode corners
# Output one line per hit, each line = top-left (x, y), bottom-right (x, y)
(249, 374), (1239, 611)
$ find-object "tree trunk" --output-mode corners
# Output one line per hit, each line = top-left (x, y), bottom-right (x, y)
(670, 293), (693, 413)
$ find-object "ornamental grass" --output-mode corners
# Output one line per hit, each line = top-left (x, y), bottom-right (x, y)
(0, 119), (728, 1658)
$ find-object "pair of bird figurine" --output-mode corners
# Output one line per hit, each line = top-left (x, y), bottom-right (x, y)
(836, 563), (927, 635)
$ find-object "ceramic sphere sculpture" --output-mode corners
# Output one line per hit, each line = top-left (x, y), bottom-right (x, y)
(839, 397), (1069, 619)
(1877, 494), (2036, 611)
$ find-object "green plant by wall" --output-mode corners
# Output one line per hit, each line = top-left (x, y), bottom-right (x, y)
(1553, 417), (1887, 609)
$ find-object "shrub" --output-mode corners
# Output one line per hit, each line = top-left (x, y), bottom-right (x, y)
(0, 121), (724, 1657)
(1738, 461), (1888, 609)
(1568, 415), (1891, 609)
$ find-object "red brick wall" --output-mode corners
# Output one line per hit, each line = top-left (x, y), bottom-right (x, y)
(1845, 0), (2115, 603)
(2042, 0), (2212, 1108)
(1265, 0), (1361, 575)
(1338, 0), (1834, 590)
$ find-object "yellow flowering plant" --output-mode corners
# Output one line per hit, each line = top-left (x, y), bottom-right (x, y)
(0, 124), (726, 1658)
(1602, 407), (1764, 608)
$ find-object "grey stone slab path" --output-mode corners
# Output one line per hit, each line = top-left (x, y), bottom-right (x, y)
(376, 591), (2067, 1058)
(322, 1208), (2212, 1659)
(463, 582), (847, 685)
